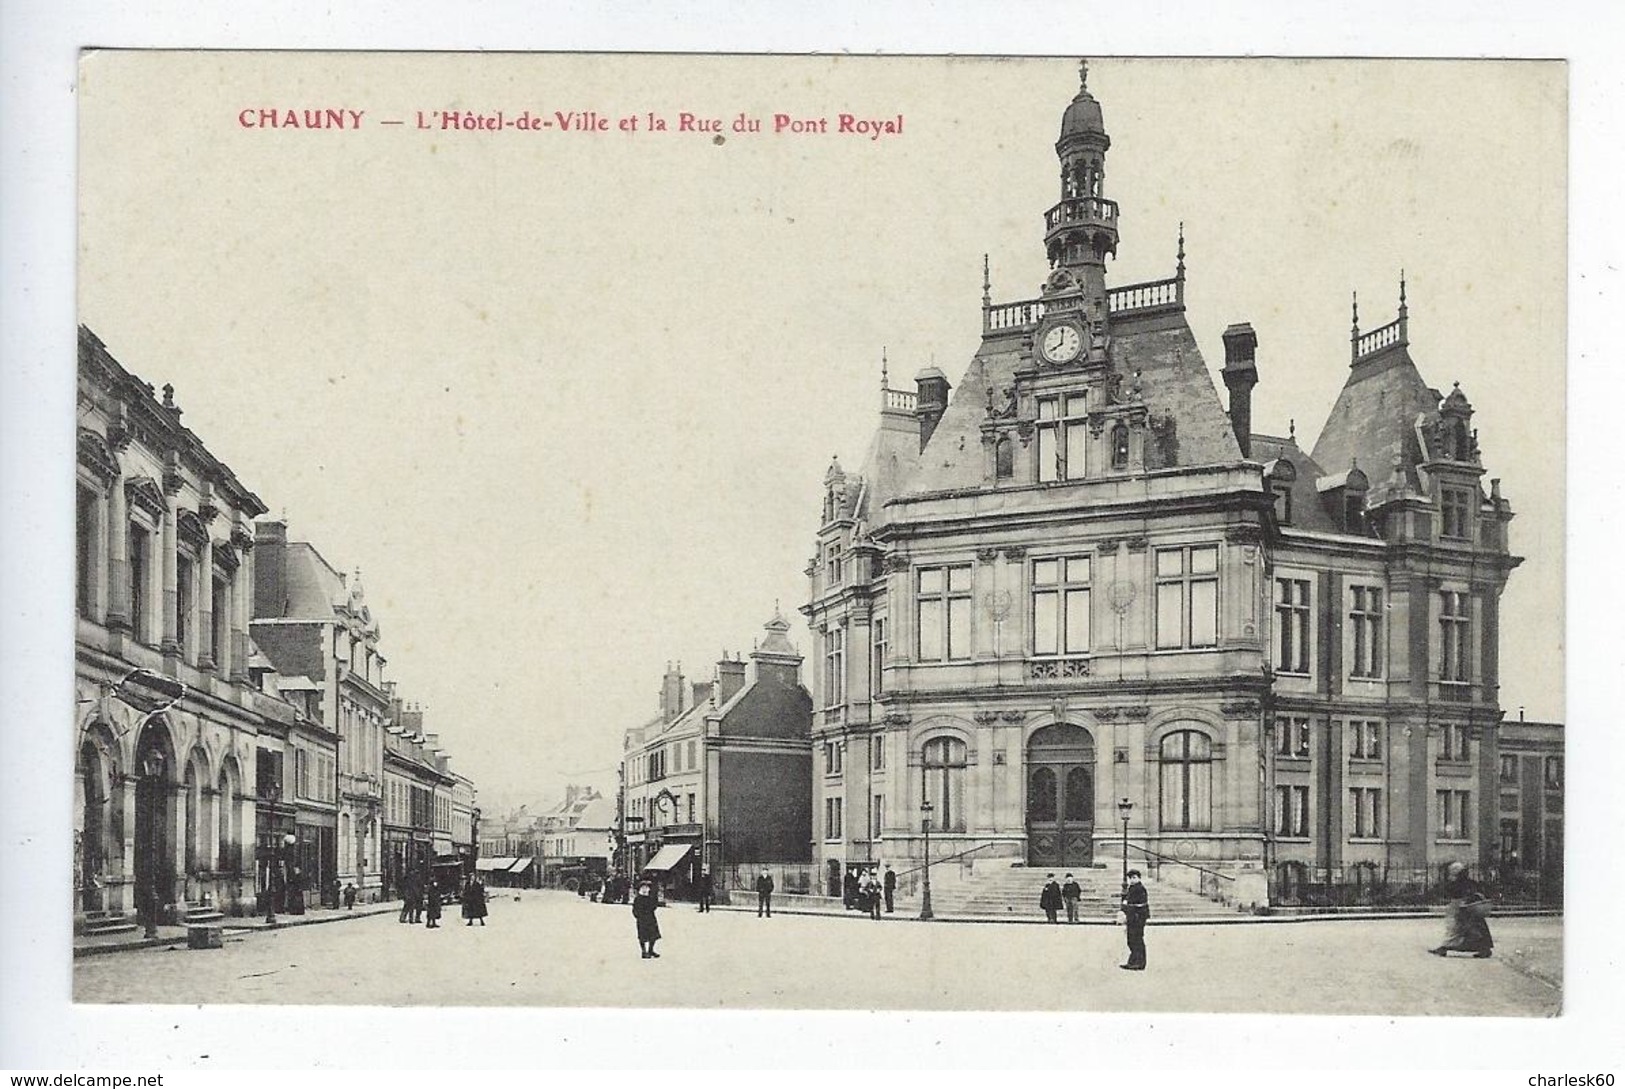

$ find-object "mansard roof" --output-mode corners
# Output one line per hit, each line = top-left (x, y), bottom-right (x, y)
(1310, 345), (1440, 495)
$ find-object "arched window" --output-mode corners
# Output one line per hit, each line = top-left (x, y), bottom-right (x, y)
(995, 436), (1014, 480)
(922, 736), (968, 833)
(184, 757), (204, 873)
(1158, 729), (1213, 831)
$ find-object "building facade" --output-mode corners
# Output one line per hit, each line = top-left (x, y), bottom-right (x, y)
(1492, 717), (1563, 903)
(620, 613), (813, 896)
(75, 326), (269, 924)
(803, 68), (1524, 906)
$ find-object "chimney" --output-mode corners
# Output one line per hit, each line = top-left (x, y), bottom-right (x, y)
(1221, 323), (1258, 459)
(252, 517), (289, 618)
(914, 367), (951, 451)
(660, 661), (685, 723)
(717, 653), (747, 704)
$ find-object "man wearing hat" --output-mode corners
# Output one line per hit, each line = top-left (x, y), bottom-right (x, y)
(1121, 870), (1150, 970)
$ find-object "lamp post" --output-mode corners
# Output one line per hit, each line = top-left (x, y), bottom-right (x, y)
(624, 814), (645, 885)
(139, 749), (165, 939)
(1117, 797), (1134, 890)
(919, 799), (935, 921)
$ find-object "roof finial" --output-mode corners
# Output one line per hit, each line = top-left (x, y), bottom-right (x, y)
(1351, 290), (1359, 332)
(982, 253), (991, 308)
(1079, 59), (1088, 93)
(1289, 418), (1296, 441)
(1398, 268), (1408, 323)
(1176, 221), (1186, 279)
(880, 346), (889, 390)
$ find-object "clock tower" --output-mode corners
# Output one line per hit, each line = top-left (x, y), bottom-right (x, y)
(1042, 60), (1118, 325)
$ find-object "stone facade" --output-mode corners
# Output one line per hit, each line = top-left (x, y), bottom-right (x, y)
(803, 68), (1525, 906)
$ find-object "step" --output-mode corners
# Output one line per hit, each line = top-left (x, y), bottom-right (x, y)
(185, 909), (227, 924)
(83, 920), (140, 937)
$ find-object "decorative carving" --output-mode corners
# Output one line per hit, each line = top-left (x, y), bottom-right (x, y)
(1002, 546), (1028, 561)
(124, 476), (167, 521)
(1094, 707), (1122, 723)
(1225, 525), (1261, 545)
(176, 509), (210, 550)
(1119, 705), (1150, 721)
(1114, 747), (1129, 764)
(1125, 537), (1149, 553)
(1015, 419), (1036, 447)
(1030, 658), (1091, 680)
(1220, 700), (1261, 717)
(975, 547), (999, 563)
(1000, 710), (1027, 724)
(212, 542), (240, 574)
(973, 710), (1000, 725)
(1096, 538), (1121, 553)
(230, 525), (255, 552)
(882, 553), (912, 573)
(882, 710), (912, 727)
(992, 750), (1008, 766)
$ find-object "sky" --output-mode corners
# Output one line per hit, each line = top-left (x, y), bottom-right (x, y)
(76, 54), (1566, 810)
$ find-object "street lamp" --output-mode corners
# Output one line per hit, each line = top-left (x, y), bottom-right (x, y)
(1117, 797), (1134, 889)
(919, 799), (935, 921)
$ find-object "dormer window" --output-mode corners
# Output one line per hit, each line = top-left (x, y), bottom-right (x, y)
(825, 543), (844, 586)
(995, 435), (1014, 480)
(1037, 393), (1088, 482)
(1111, 424), (1129, 469)
(1441, 487), (1474, 541)
(1272, 484), (1293, 525)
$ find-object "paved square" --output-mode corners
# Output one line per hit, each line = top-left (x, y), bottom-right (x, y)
(73, 893), (1561, 1016)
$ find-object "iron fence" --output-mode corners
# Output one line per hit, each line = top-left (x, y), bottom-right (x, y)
(1267, 861), (1562, 908)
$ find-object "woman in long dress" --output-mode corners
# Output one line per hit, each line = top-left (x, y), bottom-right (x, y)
(632, 881), (661, 959)
(1430, 862), (1493, 957)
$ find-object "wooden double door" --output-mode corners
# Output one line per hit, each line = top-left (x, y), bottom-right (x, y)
(1025, 724), (1095, 868)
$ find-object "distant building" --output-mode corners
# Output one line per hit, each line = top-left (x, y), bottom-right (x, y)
(1494, 717), (1563, 903)
(620, 612), (813, 897)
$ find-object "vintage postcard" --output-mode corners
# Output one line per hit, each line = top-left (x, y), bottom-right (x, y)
(70, 52), (1564, 1018)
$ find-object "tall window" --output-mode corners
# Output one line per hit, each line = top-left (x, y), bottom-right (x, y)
(1436, 789), (1471, 839)
(824, 797), (843, 840)
(1349, 586), (1383, 678)
(1441, 488), (1473, 540)
(1032, 555), (1091, 656)
(917, 565), (972, 661)
(687, 740), (696, 770)
(1544, 756), (1563, 789)
(211, 575), (229, 668)
(1442, 724), (1471, 761)
(1272, 484), (1294, 525)
(1274, 578), (1310, 674)
(1111, 424), (1130, 469)
(824, 626), (845, 705)
(995, 436), (1014, 480)
(1350, 787), (1383, 838)
(1499, 754), (1519, 783)
(871, 736), (885, 771)
(871, 794), (884, 839)
(922, 736), (967, 832)
(176, 554), (195, 655)
(1439, 591), (1471, 682)
(686, 793), (696, 823)
(128, 525), (148, 641)
(1275, 716), (1310, 758)
(77, 486), (98, 618)
(824, 741), (843, 777)
(825, 542), (844, 586)
(870, 618), (887, 698)
(1348, 720), (1382, 760)
(1156, 546), (1219, 649)
(1159, 730), (1212, 831)
(1037, 393), (1088, 482)
(1275, 784), (1308, 837)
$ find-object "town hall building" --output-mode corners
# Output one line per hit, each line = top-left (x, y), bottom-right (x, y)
(802, 65), (1525, 907)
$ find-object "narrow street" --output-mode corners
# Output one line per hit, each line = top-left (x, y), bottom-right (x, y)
(74, 891), (1561, 1015)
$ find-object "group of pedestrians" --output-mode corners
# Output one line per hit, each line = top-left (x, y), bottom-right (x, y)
(396, 872), (489, 930)
(1039, 872), (1086, 923)
(842, 865), (896, 919)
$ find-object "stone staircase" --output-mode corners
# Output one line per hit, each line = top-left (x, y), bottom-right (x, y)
(184, 903), (228, 926)
(77, 910), (140, 937)
(910, 863), (1235, 920)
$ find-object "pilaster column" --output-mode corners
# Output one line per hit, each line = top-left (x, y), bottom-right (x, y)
(160, 480), (180, 659)
(119, 774), (140, 915)
(196, 536), (216, 672)
(105, 466), (131, 632)
(230, 533), (253, 684)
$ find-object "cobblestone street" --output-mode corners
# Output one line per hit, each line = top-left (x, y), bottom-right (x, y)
(74, 891), (1561, 1015)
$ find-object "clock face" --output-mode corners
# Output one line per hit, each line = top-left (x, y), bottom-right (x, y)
(1042, 323), (1082, 363)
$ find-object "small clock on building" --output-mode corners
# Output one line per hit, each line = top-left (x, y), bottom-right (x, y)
(1040, 323), (1082, 364)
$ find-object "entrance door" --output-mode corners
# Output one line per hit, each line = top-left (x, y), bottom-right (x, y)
(1026, 724), (1095, 868)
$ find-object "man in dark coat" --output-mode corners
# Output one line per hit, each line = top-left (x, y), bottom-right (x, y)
(843, 868), (859, 911)
(1061, 873), (1083, 923)
(1121, 869), (1150, 970)
(697, 867), (714, 913)
(632, 881), (662, 958)
(461, 876), (488, 926)
(1040, 874), (1063, 923)
(1430, 861), (1494, 957)
(756, 869), (774, 917)
(398, 873), (414, 923)
(883, 864), (897, 913)
(424, 884), (442, 928)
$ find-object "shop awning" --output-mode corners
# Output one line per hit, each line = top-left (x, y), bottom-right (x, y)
(476, 857), (516, 872)
(642, 844), (693, 873)
(507, 857), (536, 874)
